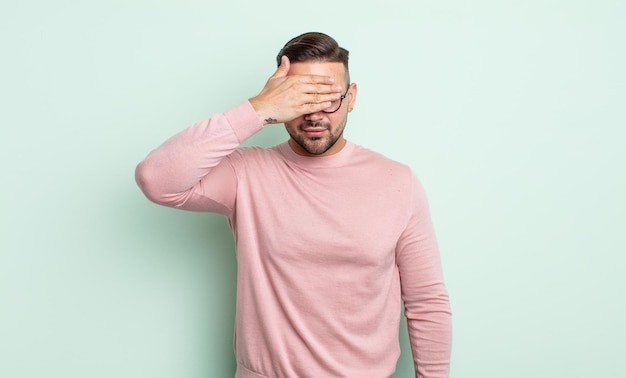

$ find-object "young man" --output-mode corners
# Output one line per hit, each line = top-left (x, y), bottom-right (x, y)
(136, 32), (451, 378)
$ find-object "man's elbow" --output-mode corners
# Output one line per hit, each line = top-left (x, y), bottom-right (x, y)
(135, 160), (165, 205)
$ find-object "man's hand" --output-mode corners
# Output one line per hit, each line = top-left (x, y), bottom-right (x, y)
(249, 56), (344, 125)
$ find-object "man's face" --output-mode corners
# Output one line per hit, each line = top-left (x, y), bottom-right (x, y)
(284, 61), (357, 157)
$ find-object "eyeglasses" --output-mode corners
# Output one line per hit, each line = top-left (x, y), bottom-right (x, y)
(322, 86), (350, 113)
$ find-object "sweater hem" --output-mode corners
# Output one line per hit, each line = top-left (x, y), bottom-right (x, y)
(235, 363), (269, 378)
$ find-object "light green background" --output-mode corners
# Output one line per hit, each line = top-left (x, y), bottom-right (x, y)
(1, 1), (624, 377)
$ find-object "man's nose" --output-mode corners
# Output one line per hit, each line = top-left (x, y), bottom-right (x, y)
(304, 110), (324, 121)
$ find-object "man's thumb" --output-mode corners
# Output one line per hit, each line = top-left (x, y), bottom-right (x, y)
(271, 55), (290, 79)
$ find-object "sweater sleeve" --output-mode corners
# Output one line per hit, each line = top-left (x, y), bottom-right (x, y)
(135, 101), (263, 214)
(396, 174), (452, 378)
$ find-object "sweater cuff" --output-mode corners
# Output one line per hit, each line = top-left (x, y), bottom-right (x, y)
(223, 101), (264, 143)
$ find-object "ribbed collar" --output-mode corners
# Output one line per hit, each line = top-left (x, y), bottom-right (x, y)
(276, 140), (355, 169)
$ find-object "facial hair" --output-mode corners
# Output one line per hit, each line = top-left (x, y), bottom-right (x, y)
(288, 119), (346, 156)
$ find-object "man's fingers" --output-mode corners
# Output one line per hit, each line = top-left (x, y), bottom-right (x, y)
(253, 59), (343, 123)
(298, 82), (343, 96)
(300, 101), (333, 114)
(306, 91), (341, 104)
(298, 74), (336, 85)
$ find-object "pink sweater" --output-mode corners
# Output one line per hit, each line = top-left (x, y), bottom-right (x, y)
(136, 101), (451, 378)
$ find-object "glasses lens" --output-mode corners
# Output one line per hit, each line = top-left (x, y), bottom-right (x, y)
(323, 99), (342, 113)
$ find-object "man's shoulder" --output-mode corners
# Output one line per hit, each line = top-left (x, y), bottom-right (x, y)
(351, 143), (414, 174)
(226, 144), (284, 166)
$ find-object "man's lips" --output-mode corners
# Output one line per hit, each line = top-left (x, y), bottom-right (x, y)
(302, 127), (328, 137)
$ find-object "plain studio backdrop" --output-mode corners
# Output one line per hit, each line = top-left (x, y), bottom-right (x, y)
(1, 1), (624, 377)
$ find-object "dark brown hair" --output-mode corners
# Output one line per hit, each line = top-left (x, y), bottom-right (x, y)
(276, 32), (350, 84)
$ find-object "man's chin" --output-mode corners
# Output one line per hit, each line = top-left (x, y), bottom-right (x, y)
(300, 138), (334, 156)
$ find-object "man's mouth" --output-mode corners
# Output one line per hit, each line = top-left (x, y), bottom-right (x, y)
(301, 122), (329, 137)
(303, 128), (327, 137)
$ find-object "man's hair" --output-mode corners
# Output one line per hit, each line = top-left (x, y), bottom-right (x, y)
(276, 32), (350, 84)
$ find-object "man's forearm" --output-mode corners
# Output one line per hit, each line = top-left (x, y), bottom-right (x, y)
(135, 101), (262, 208)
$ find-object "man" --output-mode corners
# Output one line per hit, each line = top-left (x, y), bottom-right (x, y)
(136, 32), (451, 378)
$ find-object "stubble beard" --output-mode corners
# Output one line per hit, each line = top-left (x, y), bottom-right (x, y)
(289, 120), (346, 156)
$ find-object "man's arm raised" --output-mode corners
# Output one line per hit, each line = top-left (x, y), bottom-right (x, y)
(136, 56), (343, 210)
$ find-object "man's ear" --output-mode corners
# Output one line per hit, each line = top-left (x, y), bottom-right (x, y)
(347, 82), (357, 112)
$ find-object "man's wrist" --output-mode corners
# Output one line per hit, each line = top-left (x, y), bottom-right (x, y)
(248, 98), (275, 126)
